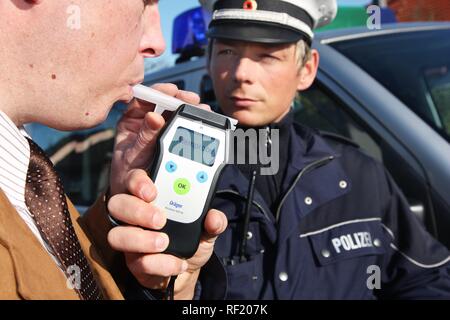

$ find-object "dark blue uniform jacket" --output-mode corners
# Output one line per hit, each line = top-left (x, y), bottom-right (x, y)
(199, 121), (450, 300)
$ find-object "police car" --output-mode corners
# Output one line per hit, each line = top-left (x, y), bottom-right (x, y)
(142, 19), (450, 246)
(27, 10), (450, 249)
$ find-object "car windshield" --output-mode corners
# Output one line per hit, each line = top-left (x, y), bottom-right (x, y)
(331, 28), (450, 142)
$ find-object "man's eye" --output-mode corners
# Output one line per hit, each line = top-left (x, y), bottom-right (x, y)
(259, 54), (280, 62)
(261, 54), (276, 60)
(218, 49), (234, 56)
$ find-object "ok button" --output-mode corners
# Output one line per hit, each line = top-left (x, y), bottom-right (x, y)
(174, 178), (191, 195)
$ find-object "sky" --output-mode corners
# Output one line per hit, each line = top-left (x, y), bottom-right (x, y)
(147, 0), (372, 70)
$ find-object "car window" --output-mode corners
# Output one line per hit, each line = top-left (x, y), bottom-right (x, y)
(296, 82), (435, 230)
(331, 29), (450, 142)
(295, 84), (383, 162)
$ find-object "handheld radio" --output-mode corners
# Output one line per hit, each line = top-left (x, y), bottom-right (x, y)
(133, 85), (237, 258)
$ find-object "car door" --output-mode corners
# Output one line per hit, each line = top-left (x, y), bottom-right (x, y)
(295, 35), (450, 247)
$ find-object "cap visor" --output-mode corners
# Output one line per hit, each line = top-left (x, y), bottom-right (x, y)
(207, 21), (309, 44)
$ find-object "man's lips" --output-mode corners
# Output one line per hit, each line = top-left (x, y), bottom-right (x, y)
(230, 96), (258, 108)
(127, 78), (144, 95)
(131, 78), (144, 86)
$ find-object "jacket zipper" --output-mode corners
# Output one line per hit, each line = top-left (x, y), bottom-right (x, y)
(216, 155), (335, 223)
(275, 155), (335, 222)
(216, 155), (335, 262)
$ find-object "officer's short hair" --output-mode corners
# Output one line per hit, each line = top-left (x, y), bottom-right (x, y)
(295, 39), (311, 70)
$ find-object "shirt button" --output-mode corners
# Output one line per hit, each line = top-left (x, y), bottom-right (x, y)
(304, 197), (313, 205)
(339, 180), (348, 189)
(246, 231), (253, 240)
(373, 239), (382, 247)
(321, 249), (331, 258)
(279, 272), (288, 282)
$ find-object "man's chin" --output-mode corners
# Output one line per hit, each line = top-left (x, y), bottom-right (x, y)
(230, 109), (271, 127)
(76, 106), (112, 130)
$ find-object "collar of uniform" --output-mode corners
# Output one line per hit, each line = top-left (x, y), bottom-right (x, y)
(269, 108), (294, 132)
(288, 121), (340, 171)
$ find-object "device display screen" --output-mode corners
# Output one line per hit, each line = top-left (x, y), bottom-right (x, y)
(169, 127), (220, 166)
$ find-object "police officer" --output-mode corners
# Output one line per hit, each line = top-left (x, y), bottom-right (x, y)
(199, 0), (450, 299)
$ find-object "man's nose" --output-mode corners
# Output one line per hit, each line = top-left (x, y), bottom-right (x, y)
(140, 6), (166, 58)
(233, 57), (255, 84)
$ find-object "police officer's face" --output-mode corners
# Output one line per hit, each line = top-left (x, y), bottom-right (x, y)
(209, 39), (313, 126)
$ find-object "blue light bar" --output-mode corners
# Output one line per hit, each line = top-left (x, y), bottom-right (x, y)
(172, 6), (212, 55)
(381, 8), (397, 24)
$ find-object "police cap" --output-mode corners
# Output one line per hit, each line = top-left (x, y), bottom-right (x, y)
(205, 0), (338, 44)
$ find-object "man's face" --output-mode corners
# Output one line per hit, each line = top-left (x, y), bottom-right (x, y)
(208, 39), (303, 127)
(1, 0), (165, 129)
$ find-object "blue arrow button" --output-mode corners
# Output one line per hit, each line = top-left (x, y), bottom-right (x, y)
(196, 171), (208, 183)
(165, 161), (177, 173)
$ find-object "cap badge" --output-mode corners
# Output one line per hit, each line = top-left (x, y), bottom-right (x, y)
(243, 0), (258, 11)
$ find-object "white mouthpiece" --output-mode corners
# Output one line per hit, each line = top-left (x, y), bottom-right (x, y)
(133, 84), (184, 114)
(133, 84), (238, 130)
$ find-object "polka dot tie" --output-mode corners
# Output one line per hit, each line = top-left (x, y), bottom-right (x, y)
(25, 138), (103, 300)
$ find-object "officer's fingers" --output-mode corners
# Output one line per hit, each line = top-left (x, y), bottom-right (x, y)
(108, 226), (169, 253)
(125, 112), (165, 168)
(125, 253), (188, 288)
(107, 193), (166, 230)
(198, 103), (211, 111)
(151, 83), (201, 105)
(151, 83), (210, 112)
(174, 90), (201, 106)
(151, 83), (179, 97)
(124, 169), (157, 202)
(202, 209), (228, 244)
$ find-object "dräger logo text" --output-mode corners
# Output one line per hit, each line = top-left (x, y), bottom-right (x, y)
(169, 200), (183, 209)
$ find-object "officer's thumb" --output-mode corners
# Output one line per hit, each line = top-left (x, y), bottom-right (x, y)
(203, 209), (228, 244)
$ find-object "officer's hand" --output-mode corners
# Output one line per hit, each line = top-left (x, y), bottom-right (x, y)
(109, 83), (208, 196)
(106, 169), (227, 299)
(107, 83), (225, 298)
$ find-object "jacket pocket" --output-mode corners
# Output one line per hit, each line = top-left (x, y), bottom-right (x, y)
(223, 254), (263, 299)
(305, 219), (386, 266)
(217, 221), (264, 299)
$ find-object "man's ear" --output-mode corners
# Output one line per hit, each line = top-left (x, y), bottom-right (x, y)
(297, 49), (319, 91)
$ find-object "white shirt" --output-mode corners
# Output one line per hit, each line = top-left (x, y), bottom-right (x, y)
(0, 110), (63, 271)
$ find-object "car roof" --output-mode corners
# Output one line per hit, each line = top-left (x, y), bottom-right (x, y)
(315, 22), (450, 44)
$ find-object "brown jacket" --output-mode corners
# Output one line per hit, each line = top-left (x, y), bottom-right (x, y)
(0, 190), (125, 300)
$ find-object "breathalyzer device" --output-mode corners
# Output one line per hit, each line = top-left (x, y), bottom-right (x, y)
(133, 85), (237, 258)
